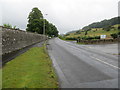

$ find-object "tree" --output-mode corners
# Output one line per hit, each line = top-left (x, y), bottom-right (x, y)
(47, 23), (58, 37)
(28, 7), (43, 23)
(26, 7), (43, 33)
(111, 33), (118, 39)
(26, 7), (59, 37)
(85, 31), (88, 35)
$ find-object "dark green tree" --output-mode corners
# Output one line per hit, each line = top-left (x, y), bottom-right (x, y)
(28, 7), (43, 23)
(48, 23), (58, 37)
(26, 7), (59, 37)
(111, 33), (118, 39)
(26, 7), (43, 33)
(85, 31), (88, 35)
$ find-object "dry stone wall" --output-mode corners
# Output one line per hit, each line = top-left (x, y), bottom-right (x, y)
(1, 26), (46, 55)
(77, 39), (118, 44)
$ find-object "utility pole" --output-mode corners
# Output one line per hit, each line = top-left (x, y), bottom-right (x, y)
(43, 14), (48, 41)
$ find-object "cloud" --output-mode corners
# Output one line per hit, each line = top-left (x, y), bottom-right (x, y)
(1, 0), (119, 34)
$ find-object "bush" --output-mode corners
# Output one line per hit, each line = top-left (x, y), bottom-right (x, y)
(111, 33), (118, 39)
(94, 36), (100, 39)
(81, 36), (100, 40)
(65, 37), (77, 40)
(85, 31), (88, 35)
(3, 24), (12, 29)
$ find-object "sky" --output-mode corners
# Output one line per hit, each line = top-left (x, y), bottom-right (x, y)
(0, 0), (119, 34)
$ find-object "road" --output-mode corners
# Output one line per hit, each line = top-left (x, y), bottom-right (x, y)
(47, 38), (119, 88)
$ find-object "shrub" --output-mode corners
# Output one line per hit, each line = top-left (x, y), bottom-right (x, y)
(111, 33), (118, 39)
(81, 36), (100, 40)
(3, 24), (12, 29)
(65, 37), (77, 40)
(94, 36), (100, 39)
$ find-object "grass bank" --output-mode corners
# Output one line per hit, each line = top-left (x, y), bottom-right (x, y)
(0, 69), (2, 89)
(3, 46), (58, 88)
(65, 24), (119, 39)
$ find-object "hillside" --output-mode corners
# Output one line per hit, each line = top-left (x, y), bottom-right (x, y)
(66, 24), (119, 39)
(66, 30), (79, 34)
(61, 17), (120, 41)
(82, 17), (120, 30)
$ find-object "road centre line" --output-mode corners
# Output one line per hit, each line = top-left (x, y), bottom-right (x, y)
(59, 41), (119, 69)
(91, 56), (120, 69)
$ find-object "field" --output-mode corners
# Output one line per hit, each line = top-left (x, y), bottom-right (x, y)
(65, 24), (119, 39)
(2, 46), (58, 88)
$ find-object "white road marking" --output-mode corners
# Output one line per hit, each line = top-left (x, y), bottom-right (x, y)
(91, 56), (120, 69)
(58, 39), (119, 69)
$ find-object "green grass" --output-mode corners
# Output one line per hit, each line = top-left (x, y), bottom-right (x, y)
(0, 69), (2, 89)
(2, 46), (58, 88)
(66, 24), (119, 38)
(67, 29), (118, 38)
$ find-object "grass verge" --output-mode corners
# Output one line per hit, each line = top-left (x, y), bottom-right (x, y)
(3, 46), (58, 88)
(0, 69), (2, 89)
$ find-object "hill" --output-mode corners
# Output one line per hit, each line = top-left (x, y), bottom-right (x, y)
(61, 17), (120, 41)
(66, 24), (119, 39)
(82, 17), (120, 30)
(66, 30), (79, 34)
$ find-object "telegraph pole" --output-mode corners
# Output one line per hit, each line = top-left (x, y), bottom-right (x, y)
(43, 14), (48, 41)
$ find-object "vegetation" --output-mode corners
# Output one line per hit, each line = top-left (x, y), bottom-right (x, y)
(3, 24), (18, 29)
(82, 17), (120, 30)
(61, 17), (120, 41)
(0, 69), (1, 89)
(3, 46), (58, 88)
(60, 24), (119, 41)
(111, 33), (118, 39)
(26, 7), (59, 37)
(3, 24), (12, 28)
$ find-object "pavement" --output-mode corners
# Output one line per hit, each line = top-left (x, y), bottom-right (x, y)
(47, 38), (119, 88)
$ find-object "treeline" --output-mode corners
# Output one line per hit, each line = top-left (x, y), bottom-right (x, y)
(26, 7), (58, 37)
(82, 17), (120, 30)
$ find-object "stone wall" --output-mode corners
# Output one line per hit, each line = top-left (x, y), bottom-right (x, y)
(1, 26), (46, 55)
(77, 39), (119, 44)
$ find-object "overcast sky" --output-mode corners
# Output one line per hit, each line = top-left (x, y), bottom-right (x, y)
(0, 0), (119, 34)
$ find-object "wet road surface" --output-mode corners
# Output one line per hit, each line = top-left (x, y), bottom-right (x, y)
(47, 38), (119, 88)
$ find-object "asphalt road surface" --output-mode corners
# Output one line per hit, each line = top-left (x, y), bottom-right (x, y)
(47, 38), (119, 88)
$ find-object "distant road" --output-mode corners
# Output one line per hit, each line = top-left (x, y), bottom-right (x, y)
(47, 38), (118, 88)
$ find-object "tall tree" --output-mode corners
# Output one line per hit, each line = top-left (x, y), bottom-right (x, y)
(26, 7), (59, 37)
(28, 7), (43, 23)
(26, 7), (43, 33)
